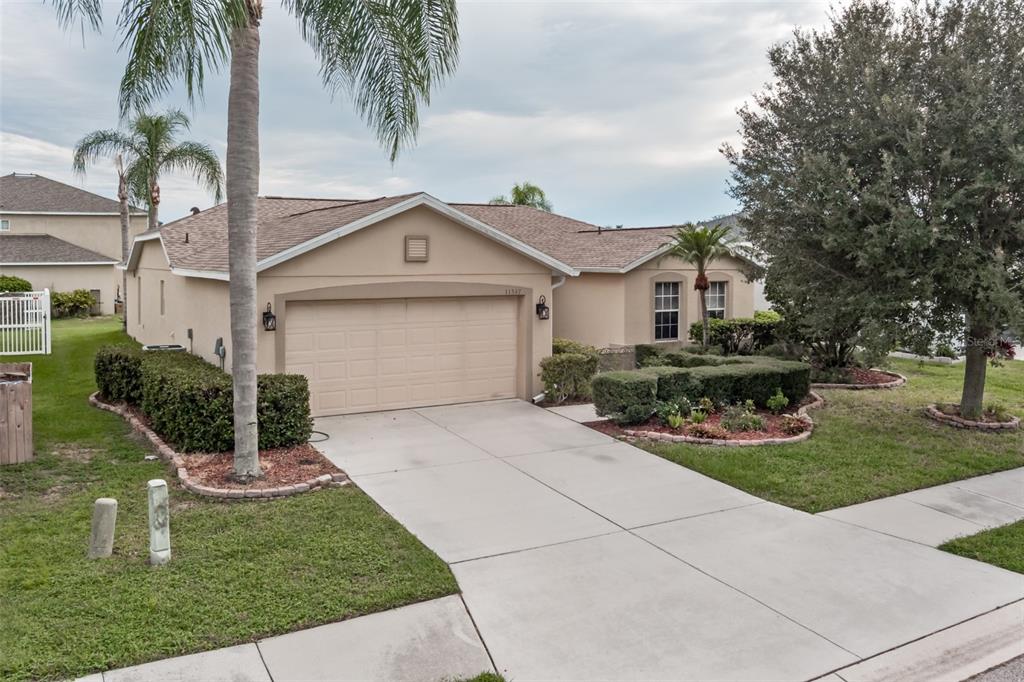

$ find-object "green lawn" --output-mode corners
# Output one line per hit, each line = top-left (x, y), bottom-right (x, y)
(0, 317), (458, 682)
(940, 521), (1024, 574)
(642, 358), (1024, 513)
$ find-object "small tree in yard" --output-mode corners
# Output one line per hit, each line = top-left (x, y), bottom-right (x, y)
(669, 224), (734, 348)
(724, 0), (1024, 419)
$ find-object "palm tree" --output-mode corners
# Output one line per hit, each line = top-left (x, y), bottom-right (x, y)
(73, 110), (223, 328)
(669, 224), (734, 347)
(490, 181), (553, 212)
(54, 0), (460, 482)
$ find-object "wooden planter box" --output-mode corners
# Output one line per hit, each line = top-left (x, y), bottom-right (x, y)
(0, 362), (32, 465)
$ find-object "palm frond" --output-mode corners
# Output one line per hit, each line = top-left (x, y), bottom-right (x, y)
(47, 0), (102, 32)
(72, 129), (139, 175)
(489, 195), (511, 205)
(116, 0), (247, 117)
(123, 158), (152, 206)
(160, 141), (224, 203)
(285, 0), (459, 161)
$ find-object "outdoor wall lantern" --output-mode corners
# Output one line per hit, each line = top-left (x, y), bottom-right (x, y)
(262, 303), (277, 331)
(536, 295), (550, 320)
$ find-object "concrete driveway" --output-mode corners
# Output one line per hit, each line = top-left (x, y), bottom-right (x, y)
(316, 400), (1024, 681)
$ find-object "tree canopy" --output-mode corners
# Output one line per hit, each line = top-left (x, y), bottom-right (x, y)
(724, 0), (1024, 413)
(490, 181), (553, 211)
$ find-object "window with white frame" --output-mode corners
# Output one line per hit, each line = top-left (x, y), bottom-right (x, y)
(654, 281), (680, 340)
(0, 219), (9, 232)
(706, 281), (727, 319)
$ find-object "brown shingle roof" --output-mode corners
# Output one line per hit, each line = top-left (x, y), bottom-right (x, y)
(134, 193), (735, 275)
(0, 234), (117, 264)
(0, 173), (145, 214)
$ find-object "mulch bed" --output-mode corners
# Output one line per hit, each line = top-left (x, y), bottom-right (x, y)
(585, 405), (811, 442)
(179, 444), (341, 490)
(845, 368), (899, 385)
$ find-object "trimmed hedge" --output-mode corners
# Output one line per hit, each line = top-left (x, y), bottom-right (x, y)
(553, 337), (599, 356)
(541, 352), (599, 403)
(594, 357), (810, 418)
(94, 345), (312, 452)
(51, 289), (96, 318)
(94, 345), (145, 404)
(592, 371), (658, 425)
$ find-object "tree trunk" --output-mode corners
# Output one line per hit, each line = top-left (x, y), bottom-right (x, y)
(118, 173), (130, 332)
(698, 281), (709, 347)
(148, 177), (160, 232)
(960, 323), (991, 420)
(227, 20), (262, 481)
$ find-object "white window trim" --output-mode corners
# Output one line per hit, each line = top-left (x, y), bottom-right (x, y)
(706, 281), (727, 319)
(653, 281), (681, 341)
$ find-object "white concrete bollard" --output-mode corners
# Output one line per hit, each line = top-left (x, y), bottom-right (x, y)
(88, 498), (118, 559)
(147, 479), (171, 566)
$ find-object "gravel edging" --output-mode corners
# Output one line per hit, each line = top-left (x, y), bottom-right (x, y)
(623, 391), (825, 447)
(925, 404), (1020, 431)
(89, 392), (350, 499)
(811, 370), (907, 390)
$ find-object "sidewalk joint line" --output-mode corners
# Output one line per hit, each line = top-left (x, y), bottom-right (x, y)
(458, 592), (500, 675)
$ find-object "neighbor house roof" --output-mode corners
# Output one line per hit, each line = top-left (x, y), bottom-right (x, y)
(0, 234), (118, 264)
(0, 173), (146, 215)
(125, 193), (749, 280)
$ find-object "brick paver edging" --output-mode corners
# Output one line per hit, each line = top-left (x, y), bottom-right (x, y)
(925, 404), (1020, 431)
(622, 391), (824, 447)
(811, 370), (907, 390)
(89, 392), (350, 499)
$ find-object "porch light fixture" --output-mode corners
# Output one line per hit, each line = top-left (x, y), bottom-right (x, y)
(262, 303), (277, 331)
(535, 295), (550, 320)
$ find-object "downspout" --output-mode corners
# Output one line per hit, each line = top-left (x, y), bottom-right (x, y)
(533, 275), (569, 403)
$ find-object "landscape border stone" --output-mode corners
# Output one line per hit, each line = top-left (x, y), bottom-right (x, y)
(89, 392), (350, 500)
(622, 391), (824, 447)
(925, 404), (1020, 431)
(811, 370), (907, 390)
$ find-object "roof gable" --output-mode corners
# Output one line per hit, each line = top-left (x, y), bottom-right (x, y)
(0, 173), (146, 214)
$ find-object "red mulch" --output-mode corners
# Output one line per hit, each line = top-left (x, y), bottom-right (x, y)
(585, 406), (810, 441)
(844, 368), (898, 385)
(180, 444), (341, 490)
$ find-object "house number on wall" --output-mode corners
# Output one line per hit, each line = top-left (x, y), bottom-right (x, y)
(505, 288), (524, 296)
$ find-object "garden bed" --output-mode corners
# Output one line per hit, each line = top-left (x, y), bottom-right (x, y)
(811, 368), (906, 389)
(925, 404), (1020, 431)
(90, 392), (348, 499)
(587, 392), (823, 447)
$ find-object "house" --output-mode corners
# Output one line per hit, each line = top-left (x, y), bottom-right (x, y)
(0, 173), (148, 313)
(123, 193), (758, 416)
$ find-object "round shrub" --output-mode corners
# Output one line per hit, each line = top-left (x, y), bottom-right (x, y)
(541, 352), (599, 403)
(0, 275), (32, 293)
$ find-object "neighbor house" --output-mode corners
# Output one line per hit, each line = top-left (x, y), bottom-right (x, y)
(0, 173), (148, 313)
(124, 193), (758, 416)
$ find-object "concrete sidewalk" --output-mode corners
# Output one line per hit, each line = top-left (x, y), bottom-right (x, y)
(77, 595), (493, 682)
(820, 467), (1024, 546)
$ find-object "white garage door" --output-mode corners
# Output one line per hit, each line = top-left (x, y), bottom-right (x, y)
(285, 297), (519, 416)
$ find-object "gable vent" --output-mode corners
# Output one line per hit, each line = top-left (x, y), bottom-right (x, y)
(405, 235), (429, 262)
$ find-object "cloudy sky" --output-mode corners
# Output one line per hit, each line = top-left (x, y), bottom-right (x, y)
(1, 0), (830, 226)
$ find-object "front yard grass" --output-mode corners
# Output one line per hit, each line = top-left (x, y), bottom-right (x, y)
(641, 358), (1024, 513)
(940, 521), (1024, 574)
(0, 317), (458, 682)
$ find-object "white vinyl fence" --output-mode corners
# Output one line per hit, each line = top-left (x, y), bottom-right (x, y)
(0, 289), (51, 355)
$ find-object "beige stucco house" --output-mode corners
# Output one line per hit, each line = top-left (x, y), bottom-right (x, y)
(0, 173), (148, 313)
(124, 193), (756, 416)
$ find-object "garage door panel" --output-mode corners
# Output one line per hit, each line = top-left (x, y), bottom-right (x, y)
(287, 297), (519, 416)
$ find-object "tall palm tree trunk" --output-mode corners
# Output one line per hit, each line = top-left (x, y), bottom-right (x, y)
(227, 19), (262, 481)
(117, 169), (130, 331)
(147, 175), (160, 232)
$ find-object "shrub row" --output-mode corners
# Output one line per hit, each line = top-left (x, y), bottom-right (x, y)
(95, 345), (312, 452)
(688, 315), (782, 354)
(593, 357), (810, 424)
(51, 289), (96, 318)
(0, 275), (32, 293)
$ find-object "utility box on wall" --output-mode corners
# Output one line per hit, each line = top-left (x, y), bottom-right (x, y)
(0, 362), (33, 465)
